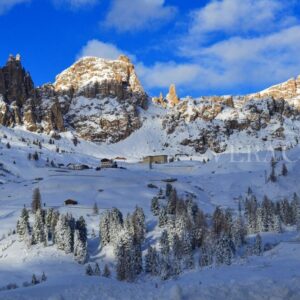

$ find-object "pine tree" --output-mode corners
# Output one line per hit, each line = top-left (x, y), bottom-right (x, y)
(85, 264), (93, 276)
(273, 214), (282, 233)
(93, 203), (99, 215)
(151, 197), (160, 216)
(199, 244), (213, 268)
(167, 188), (177, 215)
(160, 255), (172, 280)
(253, 234), (263, 256)
(281, 163), (288, 176)
(212, 206), (226, 236)
(94, 262), (101, 276)
(215, 234), (233, 266)
(145, 246), (159, 275)
(232, 216), (246, 248)
(132, 206), (146, 243)
(158, 206), (168, 227)
(99, 211), (110, 247)
(269, 165), (277, 182)
(32, 209), (45, 245)
(172, 234), (183, 260)
(103, 264), (111, 278)
(132, 241), (143, 275)
(17, 208), (30, 240)
(32, 274), (38, 285)
(160, 230), (170, 256)
(64, 224), (73, 254)
(259, 195), (275, 232)
(165, 183), (173, 197)
(41, 272), (47, 282)
(245, 195), (259, 234)
(24, 225), (32, 248)
(74, 229), (88, 264)
(182, 232), (194, 269)
(115, 232), (135, 282)
(145, 246), (153, 274)
(55, 214), (67, 250)
(31, 188), (42, 213)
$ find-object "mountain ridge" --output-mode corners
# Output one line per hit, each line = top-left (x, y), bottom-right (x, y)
(0, 54), (300, 155)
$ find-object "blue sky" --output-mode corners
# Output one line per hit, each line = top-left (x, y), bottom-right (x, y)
(1, 0), (300, 97)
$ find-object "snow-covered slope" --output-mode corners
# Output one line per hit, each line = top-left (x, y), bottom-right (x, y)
(0, 126), (300, 299)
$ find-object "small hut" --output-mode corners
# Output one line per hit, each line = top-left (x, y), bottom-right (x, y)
(143, 155), (168, 164)
(101, 158), (117, 168)
(64, 199), (78, 206)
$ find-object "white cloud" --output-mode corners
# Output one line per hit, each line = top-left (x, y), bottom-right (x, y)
(173, 0), (300, 94)
(53, 0), (98, 9)
(195, 26), (300, 89)
(0, 0), (29, 15)
(187, 0), (295, 41)
(77, 39), (135, 61)
(136, 62), (201, 89)
(104, 0), (176, 32)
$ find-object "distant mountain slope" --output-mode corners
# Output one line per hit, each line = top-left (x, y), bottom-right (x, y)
(0, 54), (300, 156)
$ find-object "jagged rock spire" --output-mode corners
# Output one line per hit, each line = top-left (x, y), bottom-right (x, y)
(166, 84), (180, 107)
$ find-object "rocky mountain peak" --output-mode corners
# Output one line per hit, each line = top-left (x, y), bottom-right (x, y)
(54, 56), (148, 109)
(248, 75), (300, 106)
(0, 54), (34, 106)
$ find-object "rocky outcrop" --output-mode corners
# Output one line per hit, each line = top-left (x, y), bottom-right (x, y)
(0, 55), (65, 133)
(166, 84), (180, 107)
(0, 54), (148, 142)
(153, 84), (180, 108)
(54, 55), (148, 109)
(0, 54), (34, 106)
(161, 95), (299, 153)
(248, 76), (300, 104)
(53, 55), (147, 142)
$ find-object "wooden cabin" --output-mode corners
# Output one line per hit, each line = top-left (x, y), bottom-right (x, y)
(143, 155), (168, 164)
(101, 158), (117, 168)
(64, 199), (78, 206)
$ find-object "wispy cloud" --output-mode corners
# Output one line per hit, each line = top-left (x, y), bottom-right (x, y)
(0, 0), (30, 15)
(103, 0), (177, 32)
(175, 0), (300, 93)
(77, 39), (135, 61)
(52, 0), (98, 9)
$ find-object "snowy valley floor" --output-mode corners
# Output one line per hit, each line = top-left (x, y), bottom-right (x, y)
(0, 127), (300, 299)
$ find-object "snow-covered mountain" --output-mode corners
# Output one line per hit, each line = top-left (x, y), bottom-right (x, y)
(1, 54), (300, 157)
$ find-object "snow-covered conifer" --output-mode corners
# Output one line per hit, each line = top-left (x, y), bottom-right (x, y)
(199, 245), (213, 268)
(253, 234), (263, 256)
(31, 188), (42, 213)
(165, 183), (173, 197)
(167, 188), (177, 215)
(32, 209), (45, 245)
(103, 264), (111, 277)
(160, 230), (170, 256)
(31, 274), (38, 285)
(17, 208), (30, 240)
(94, 262), (101, 276)
(93, 203), (99, 215)
(85, 264), (93, 276)
(158, 206), (168, 227)
(41, 272), (47, 282)
(151, 197), (160, 216)
(74, 229), (88, 264)
(281, 163), (288, 176)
